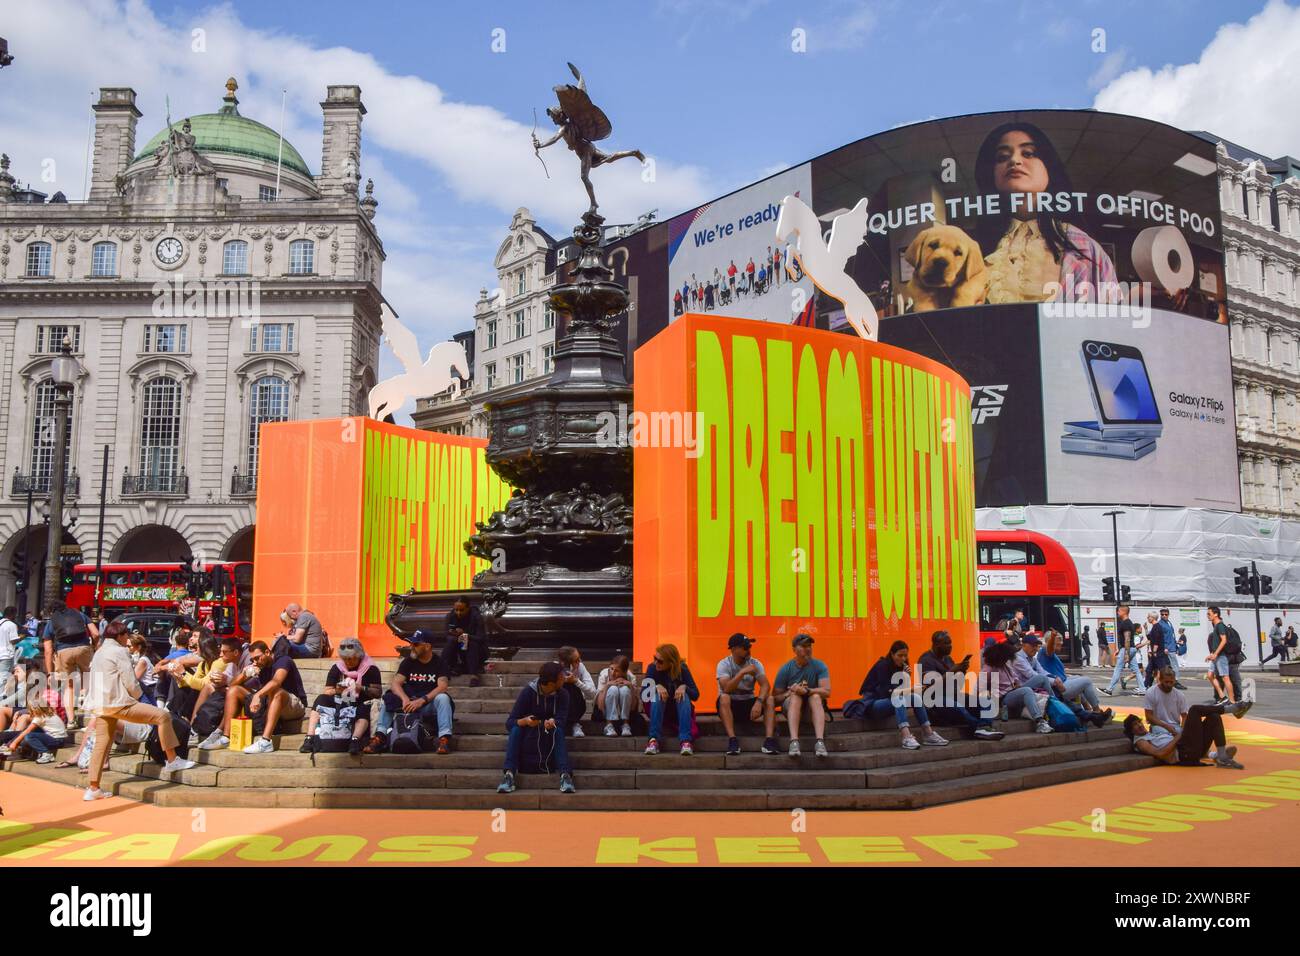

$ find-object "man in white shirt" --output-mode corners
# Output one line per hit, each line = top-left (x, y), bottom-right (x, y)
(0, 606), (18, 702)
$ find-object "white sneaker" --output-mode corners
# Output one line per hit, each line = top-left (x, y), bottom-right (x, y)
(83, 787), (110, 801)
(1035, 719), (1054, 734)
(620, 723), (633, 737)
(604, 722), (617, 737)
(163, 757), (197, 773)
(243, 737), (274, 754)
(188, 733), (200, 747)
(788, 740), (801, 757)
(0, 746), (11, 757)
(901, 735), (921, 750)
(36, 752), (55, 764)
(198, 731), (228, 751)
(814, 740), (829, 758)
(571, 724), (585, 738)
(922, 730), (949, 747)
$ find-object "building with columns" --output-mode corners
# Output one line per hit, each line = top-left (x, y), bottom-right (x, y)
(1212, 138), (1300, 518)
(0, 78), (385, 608)
(413, 207), (573, 436)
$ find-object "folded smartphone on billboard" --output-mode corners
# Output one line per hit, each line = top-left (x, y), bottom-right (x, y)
(1067, 340), (1163, 440)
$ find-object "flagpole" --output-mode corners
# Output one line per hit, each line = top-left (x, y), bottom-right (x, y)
(274, 88), (286, 200)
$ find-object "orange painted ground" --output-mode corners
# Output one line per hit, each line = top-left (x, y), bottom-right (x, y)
(3, 716), (1298, 867)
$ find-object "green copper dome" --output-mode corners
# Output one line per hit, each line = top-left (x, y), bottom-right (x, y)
(134, 79), (312, 178)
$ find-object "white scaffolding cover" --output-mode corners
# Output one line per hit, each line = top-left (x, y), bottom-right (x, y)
(975, 506), (1299, 606)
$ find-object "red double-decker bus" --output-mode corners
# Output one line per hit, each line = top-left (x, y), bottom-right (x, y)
(976, 529), (1082, 661)
(66, 561), (253, 639)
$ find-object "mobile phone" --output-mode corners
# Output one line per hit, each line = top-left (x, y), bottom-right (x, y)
(1072, 340), (1163, 438)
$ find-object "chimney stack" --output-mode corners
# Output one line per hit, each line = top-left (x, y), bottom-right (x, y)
(319, 85), (365, 198)
(88, 87), (141, 200)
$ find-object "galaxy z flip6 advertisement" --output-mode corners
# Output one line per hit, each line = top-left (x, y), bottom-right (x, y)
(623, 108), (1238, 510)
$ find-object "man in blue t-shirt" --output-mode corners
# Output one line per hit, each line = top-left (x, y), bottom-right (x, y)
(773, 633), (831, 758)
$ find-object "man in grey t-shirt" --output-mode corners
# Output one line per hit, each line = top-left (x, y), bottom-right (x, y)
(1142, 668), (1186, 735)
(716, 633), (776, 756)
(283, 604), (324, 659)
(1262, 617), (1287, 667)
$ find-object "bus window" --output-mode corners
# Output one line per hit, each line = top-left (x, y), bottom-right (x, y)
(146, 571), (170, 586)
(170, 571), (187, 585)
(108, 571), (129, 586)
(129, 571), (146, 585)
(981, 542), (1047, 565)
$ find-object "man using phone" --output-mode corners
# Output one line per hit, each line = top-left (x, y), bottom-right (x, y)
(498, 661), (575, 794)
(442, 598), (487, 686)
(715, 633), (777, 755)
(918, 630), (1004, 740)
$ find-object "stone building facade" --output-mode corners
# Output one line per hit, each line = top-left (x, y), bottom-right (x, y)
(1216, 140), (1300, 518)
(0, 79), (385, 607)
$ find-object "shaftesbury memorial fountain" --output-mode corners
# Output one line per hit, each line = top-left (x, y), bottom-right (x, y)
(386, 64), (643, 654)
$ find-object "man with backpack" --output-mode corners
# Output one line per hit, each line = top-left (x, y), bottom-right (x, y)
(364, 629), (454, 755)
(42, 600), (100, 728)
(1205, 606), (1244, 705)
(496, 660), (576, 795)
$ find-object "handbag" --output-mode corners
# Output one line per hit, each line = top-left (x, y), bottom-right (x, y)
(229, 716), (254, 751)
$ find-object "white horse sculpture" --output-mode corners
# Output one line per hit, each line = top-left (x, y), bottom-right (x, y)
(367, 304), (470, 420)
(774, 195), (879, 341)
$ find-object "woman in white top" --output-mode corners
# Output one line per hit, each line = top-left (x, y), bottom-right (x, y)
(557, 646), (597, 738)
(0, 694), (70, 764)
(595, 653), (640, 737)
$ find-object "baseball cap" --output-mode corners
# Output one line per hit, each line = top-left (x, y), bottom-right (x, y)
(1022, 634), (1042, 646)
(409, 629), (435, 645)
(791, 633), (814, 648)
(337, 637), (364, 655)
(727, 633), (754, 649)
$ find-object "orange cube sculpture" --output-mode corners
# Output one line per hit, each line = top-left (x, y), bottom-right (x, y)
(634, 314), (980, 710)
(251, 417), (512, 657)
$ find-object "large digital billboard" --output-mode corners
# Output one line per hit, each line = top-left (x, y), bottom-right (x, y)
(614, 109), (1236, 511)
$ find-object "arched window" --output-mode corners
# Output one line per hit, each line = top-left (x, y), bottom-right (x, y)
(140, 377), (182, 478)
(223, 240), (249, 275)
(247, 376), (290, 475)
(29, 380), (73, 488)
(26, 242), (52, 277)
(288, 239), (314, 274)
(91, 241), (117, 277)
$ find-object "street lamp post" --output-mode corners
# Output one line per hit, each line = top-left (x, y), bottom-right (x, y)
(41, 336), (78, 613)
(1103, 509), (1125, 618)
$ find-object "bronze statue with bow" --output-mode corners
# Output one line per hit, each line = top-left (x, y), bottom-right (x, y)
(532, 62), (644, 216)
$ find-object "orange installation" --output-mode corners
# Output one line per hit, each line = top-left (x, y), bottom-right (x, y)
(634, 314), (980, 709)
(251, 417), (512, 656)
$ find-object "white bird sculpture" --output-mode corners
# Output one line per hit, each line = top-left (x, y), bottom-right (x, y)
(367, 304), (470, 421)
(774, 195), (879, 341)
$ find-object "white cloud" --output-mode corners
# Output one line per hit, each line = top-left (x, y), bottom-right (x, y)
(1093, 0), (1300, 158)
(1087, 49), (1132, 91)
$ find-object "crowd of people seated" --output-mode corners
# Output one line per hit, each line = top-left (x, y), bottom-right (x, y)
(1, 594), (1256, 800)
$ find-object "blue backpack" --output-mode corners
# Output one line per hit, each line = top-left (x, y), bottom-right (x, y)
(1044, 697), (1083, 732)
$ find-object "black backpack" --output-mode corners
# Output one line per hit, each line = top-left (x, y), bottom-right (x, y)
(51, 607), (87, 641)
(1222, 626), (1245, 665)
(389, 712), (434, 754)
(145, 714), (192, 766)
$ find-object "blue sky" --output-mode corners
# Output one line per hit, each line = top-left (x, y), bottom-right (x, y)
(4, 0), (1297, 359)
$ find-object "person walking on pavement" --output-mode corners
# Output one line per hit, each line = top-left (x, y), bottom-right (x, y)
(1262, 617), (1287, 668)
(1102, 605), (1145, 696)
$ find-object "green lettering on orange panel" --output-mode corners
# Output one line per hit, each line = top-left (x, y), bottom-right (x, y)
(871, 357), (905, 619)
(901, 363), (917, 617)
(958, 388), (976, 620)
(695, 330), (730, 619)
(933, 378), (949, 620)
(767, 338), (795, 616)
(732, 334), (766, 616)
(414, 440), (428, 591)
(945, 381), (964, 619)
(825, 350), (867, 618)
(456, 445), (473, 586)
(795, 345), (826, 617)
(911, 367), (932, 620)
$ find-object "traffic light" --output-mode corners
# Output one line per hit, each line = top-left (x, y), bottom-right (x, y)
(1259, 574), (1273, 596)
(1101, 577), (1115, 602)
(59, 556), (76, 594)
(1233, 566), (1252, 595)
(178, 558), (199, 598)
(1120, 584), (1132, 603)
(11, 556), (25, 592)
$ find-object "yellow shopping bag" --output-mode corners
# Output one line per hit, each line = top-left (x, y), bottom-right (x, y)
(229, 717), (253, 752)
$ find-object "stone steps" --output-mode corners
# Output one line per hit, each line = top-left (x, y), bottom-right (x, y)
(3, 652), (1148, 812)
